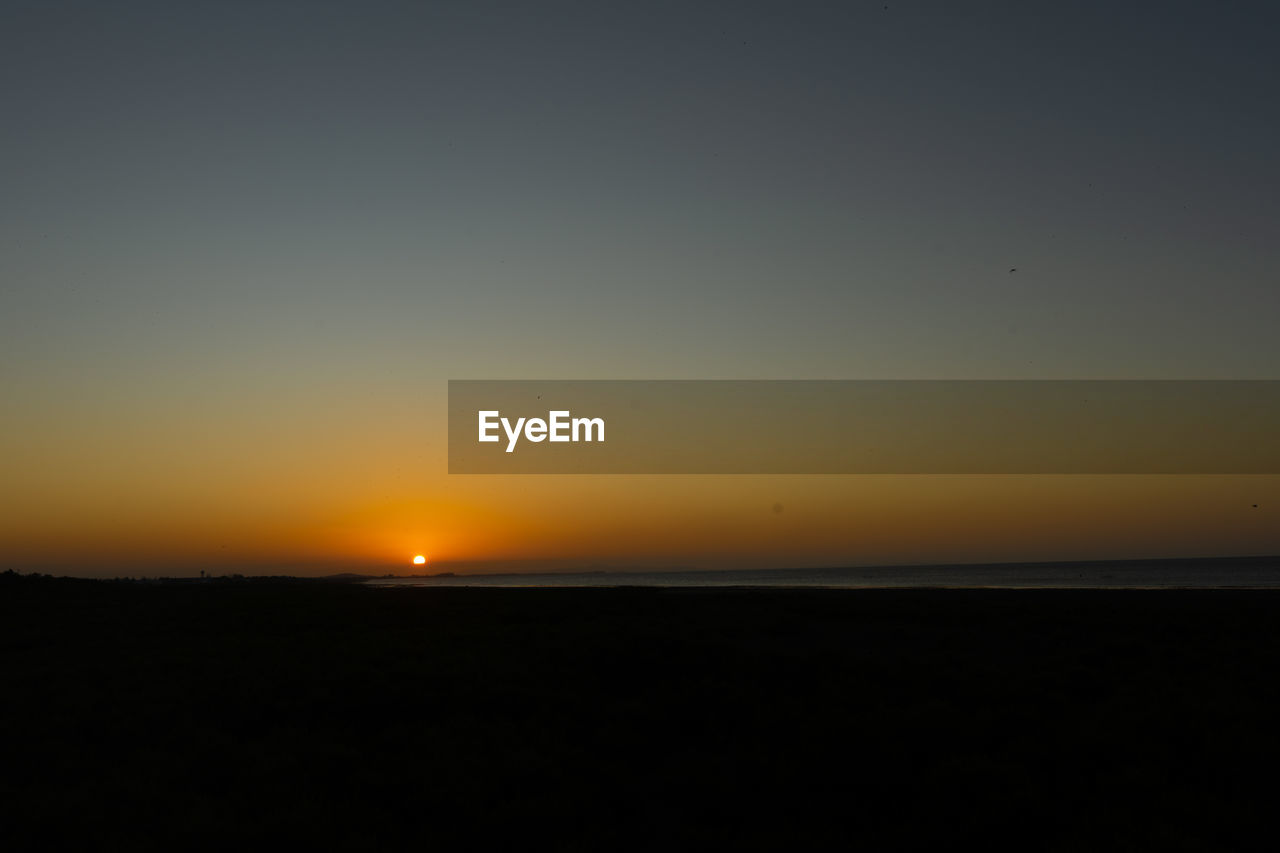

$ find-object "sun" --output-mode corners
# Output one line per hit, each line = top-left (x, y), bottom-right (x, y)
(412, 555), (426, 566)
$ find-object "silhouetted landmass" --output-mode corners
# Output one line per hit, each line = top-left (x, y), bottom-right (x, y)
(3, 574), (1279, 848)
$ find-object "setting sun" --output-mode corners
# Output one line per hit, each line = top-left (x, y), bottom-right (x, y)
(412, 555), (426, 566)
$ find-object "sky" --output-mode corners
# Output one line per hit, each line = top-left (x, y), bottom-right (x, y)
(2, 1), (1278, 576)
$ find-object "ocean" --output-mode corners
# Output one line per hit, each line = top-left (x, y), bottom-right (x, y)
(365, 556), (1280, 589)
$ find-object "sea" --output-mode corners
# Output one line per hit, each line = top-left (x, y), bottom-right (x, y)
(365, 556), (1280, 590)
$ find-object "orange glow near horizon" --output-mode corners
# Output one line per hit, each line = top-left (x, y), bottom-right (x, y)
(2, 389), (1278, 577)
(6, 469), (1276, 577)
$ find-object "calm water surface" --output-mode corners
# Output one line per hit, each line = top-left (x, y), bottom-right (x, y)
(366, 558), (1280, 589)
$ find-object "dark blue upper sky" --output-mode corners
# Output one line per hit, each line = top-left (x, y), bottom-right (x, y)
(4, 0), (1279, 386)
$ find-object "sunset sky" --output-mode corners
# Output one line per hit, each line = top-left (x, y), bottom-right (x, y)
(3, 1), (1278, 576)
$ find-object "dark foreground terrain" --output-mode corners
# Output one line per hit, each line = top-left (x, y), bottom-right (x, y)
(3, 575), (1280, 850)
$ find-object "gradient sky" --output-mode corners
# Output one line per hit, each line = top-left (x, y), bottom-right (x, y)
(3, 1), (1278, 575)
